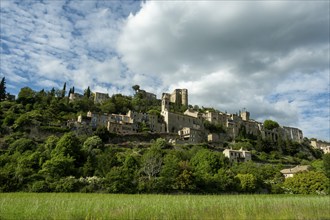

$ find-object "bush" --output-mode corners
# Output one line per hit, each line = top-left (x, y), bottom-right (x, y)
(283, 171), (329, 195)
(40, 126), (70, 133)
(52, 176), (81, 192)
(29, 180), (50, 192)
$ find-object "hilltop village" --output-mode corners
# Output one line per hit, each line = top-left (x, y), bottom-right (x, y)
(76, 88), (303, 144)
(0, 80), (329, 195)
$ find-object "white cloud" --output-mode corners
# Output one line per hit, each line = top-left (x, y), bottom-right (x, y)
(1, 1), (328, 141)
(1, 0), (141, 94)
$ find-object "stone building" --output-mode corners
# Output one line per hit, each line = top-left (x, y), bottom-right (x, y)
(178, 127), (205, 143)
(138, 89), (157, 100)
(261, 126), (303, 143)
(161, 93), (204, 134)
(162, 88), (188, 106)
(223, 148), (252, 162)
(78, 110), (165, 134)
(79, 87), (304, 145)
(202, 110), (261, 140)
(202, 108), (303, 143)
(94, 92), (109, 104)
(280, 165), (311, 178)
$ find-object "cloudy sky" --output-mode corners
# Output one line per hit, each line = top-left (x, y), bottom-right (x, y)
(1, 1), (329, 141)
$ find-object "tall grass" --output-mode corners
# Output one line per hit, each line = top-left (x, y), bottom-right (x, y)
(0, 193), (329, 219)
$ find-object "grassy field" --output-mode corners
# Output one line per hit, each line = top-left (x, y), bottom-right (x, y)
(0, 193), (329, 220)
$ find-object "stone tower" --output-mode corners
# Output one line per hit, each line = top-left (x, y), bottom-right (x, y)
(161, 93), (170, 112)
(170, 89), (188, 106)
(181, 89), (188, 106)
(240, 111), (250, 121)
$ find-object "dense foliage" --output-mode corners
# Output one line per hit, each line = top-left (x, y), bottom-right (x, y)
(0, 85), (328, 194)
(263, 119), (280, 130)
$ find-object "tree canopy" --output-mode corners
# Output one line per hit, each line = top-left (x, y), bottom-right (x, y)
(263, 120), (280, 130)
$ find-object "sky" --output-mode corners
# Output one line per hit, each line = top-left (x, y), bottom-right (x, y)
(0, 0), (329, 141)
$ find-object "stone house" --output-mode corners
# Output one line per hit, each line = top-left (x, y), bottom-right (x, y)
(280, 165), (311, 178)
(223, 148), (252, 162)
(178, 127), (205, 143)
(79, 110), (165, 134)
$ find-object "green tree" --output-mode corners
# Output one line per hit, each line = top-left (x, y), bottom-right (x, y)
(159, 154), (180, 192)
(52, 132), (82, 168)
(100, 99), (116, 113)
(40, 135), (59, 163)
(175, 161), (196, 192)
(204, 121), (225, 134)
(3, 111), (16, 126)
(17, 87), (35, 105)
(190, 149), (226, 192)
(132, 85), (140, 94)
(235, 173), (257, 193)
(81, 136), (104, 177)
(40, 154), (75, 179)
(323, 153), (330, 178)
(141, 145), (163, 181)
(8, 138), (36, 154)
(106, 155), (139, 193)
(84, 86), (91, 98)
(61, 82), (66, 98)
(95, 148), (119, 177)
(72, 98), (95, 112)
(111, 94), (132, 114)
(263, 120), (280, 130)
(214, 169), (238, 192)
(154, 138), (168, 149)
(82, 136), (103, 154)
(94, 126), (110, 143)
(283, 171), (329, 194)
(0, 77), (6, 101)
(191, 149), (224, 177)
(12, 110), (43, 131)
(68, 88), (72, 98)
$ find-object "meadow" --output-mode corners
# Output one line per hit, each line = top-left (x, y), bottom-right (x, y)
(0, 193), (329, 220)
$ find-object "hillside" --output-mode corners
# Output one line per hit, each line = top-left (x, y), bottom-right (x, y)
(0, 85), (329, 194)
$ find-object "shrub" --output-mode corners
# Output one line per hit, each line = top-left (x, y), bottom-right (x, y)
(283, 171), (329, 195)
(29, 180), (50, 192)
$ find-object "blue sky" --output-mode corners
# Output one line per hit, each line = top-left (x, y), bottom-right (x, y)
(1, 1), (329, 141)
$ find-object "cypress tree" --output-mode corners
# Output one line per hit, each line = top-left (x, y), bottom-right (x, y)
(84, 86), (91, 98)
(0, 77), (6, 101)
(61, 82), (66, 98)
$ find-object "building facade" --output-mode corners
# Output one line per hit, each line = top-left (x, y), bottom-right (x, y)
(94, 92), (109, 104)
(223, 148), (252, 162)
(280, 165), (311, 178)
(79, 110), (165, 134)
(80, 88), (304, 145)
